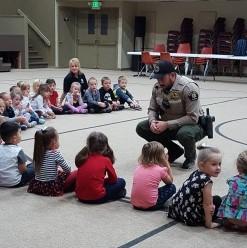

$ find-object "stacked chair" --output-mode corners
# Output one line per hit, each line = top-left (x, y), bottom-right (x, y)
(180, 18), (193, 49)
(217, 32), (233, 75)
(167, 31), (180, 53)
(232, 18), (246, 76)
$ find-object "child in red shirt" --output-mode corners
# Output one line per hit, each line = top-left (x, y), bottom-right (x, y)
(75, 131), (126, 203)
(46, 79), (64, 114)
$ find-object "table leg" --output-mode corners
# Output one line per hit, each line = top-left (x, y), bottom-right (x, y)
(185, 57), (189, 75)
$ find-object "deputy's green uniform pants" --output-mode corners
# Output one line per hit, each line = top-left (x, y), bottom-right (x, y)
(136, 120), (205, 161)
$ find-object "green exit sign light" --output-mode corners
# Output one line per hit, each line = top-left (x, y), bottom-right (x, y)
(88, 0), (102, 10)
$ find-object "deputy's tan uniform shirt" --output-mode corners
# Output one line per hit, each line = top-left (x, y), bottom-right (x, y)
(148, 75), (203, 129)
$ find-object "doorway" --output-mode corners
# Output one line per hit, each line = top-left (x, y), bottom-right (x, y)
(76, 9), (118, 69)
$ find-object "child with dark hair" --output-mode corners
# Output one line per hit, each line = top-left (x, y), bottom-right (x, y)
(46, 79), (64, 114)
(131, 141), (176, 210)
(27, 127), (77, 196)
(99, 76), (123, 111)
(0, 121), (34, 187)
(168, 147), (222, 228)
(84, 77), (111, 113)
(75, 131), (126, 203)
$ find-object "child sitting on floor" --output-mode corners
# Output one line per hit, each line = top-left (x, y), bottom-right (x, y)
(11, 91), (37, 129)
(217, 150), (247, 231)
(0, 92), (28, 129)
(64, 82), (88, 114)
(168, 146), (222, 229)
(31, 84), (56, 119)
(114, 76), (141, 110)
(20, 82), (45, 125)
(46, 79), (64, 114)
(99, 76), (123, 111)
(75, 131), (126, 203)
(131, 141), (176, 210)
(0, 121), (34, 187)
(84, 77), (111, 113)
(28, 127), (77, 196)
(31, 79), (42, 97)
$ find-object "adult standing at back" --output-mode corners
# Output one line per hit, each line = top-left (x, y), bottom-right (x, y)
(60, 58), (88, 104)
(136, 61), (204, 169)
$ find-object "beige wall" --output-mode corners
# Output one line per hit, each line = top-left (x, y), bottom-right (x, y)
(0, 0), (56, 66)
(20, 0), (56, 66)
(136, 1), (247, 51)
(120, 2), (136, 69)
(0, 0), (21, 14)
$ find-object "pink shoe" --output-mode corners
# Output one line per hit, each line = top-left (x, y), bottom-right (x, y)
(81, 103), (87, 108)
(79, 107), (88, 114)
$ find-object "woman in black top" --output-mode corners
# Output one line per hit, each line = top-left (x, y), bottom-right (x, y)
(60, 58), (88, 104)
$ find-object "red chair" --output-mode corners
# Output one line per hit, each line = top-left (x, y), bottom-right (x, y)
(173, 43), (191, 74)
(160, 52), (173, 63)
(152, 43), (166, 61)
(154, 43), (166, 52)
(138, 51), (157, 77)
(191, 47), (215, 80)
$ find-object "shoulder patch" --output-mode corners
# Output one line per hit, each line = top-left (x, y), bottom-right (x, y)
(188, 91), (198, 101)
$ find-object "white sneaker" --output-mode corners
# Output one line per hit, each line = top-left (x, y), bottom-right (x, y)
(28, 121), (37, 128)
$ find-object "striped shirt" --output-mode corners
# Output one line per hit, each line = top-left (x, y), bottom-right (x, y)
(35, 150), (71, 181)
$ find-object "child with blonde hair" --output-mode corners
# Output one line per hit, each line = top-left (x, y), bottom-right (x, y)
(168, 147), (222, 228)
(115, 76), (141, 110)
(0, 92), (27, 129)
(217, 150), (247, 231)
(61, 58), (88, 104)
(11, 91), (37, 129)
(31, 79), (42, 97)
(64, 82), (88, 113)
(131, 141), (176, 210)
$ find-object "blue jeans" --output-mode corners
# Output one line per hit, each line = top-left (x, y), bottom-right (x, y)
(80, 178), (126, 204)
(14, 164), (34, 187)
(135, 184), (176, 211)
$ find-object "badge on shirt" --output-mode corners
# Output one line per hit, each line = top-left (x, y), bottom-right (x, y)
(169, 91), (180, 100)
(188, 91), (198, 101)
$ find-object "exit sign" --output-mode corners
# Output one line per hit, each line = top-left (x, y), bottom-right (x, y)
(88, 0), (102, 10)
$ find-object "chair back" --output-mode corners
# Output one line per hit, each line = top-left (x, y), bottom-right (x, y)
(141, 51), (155, 65)
(154, 43), (166, 52)
(173, 43), (191, 65)
(195, 46), (213, 65)
(160, 52), (173, 63)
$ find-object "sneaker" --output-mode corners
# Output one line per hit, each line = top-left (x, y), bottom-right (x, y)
(20, 125), (28, 131)
(79, 108), (88, 114)
(102, 107), (112, 113)
(28, 121), (37, 128)
(38, 118), (46, 125)
(117, 104), (125, 110)
(130, 104), (142, 111)
(182, 158), (195, 169)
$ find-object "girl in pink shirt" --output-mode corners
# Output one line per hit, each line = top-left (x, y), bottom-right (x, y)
(131, 141), (176, 210)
